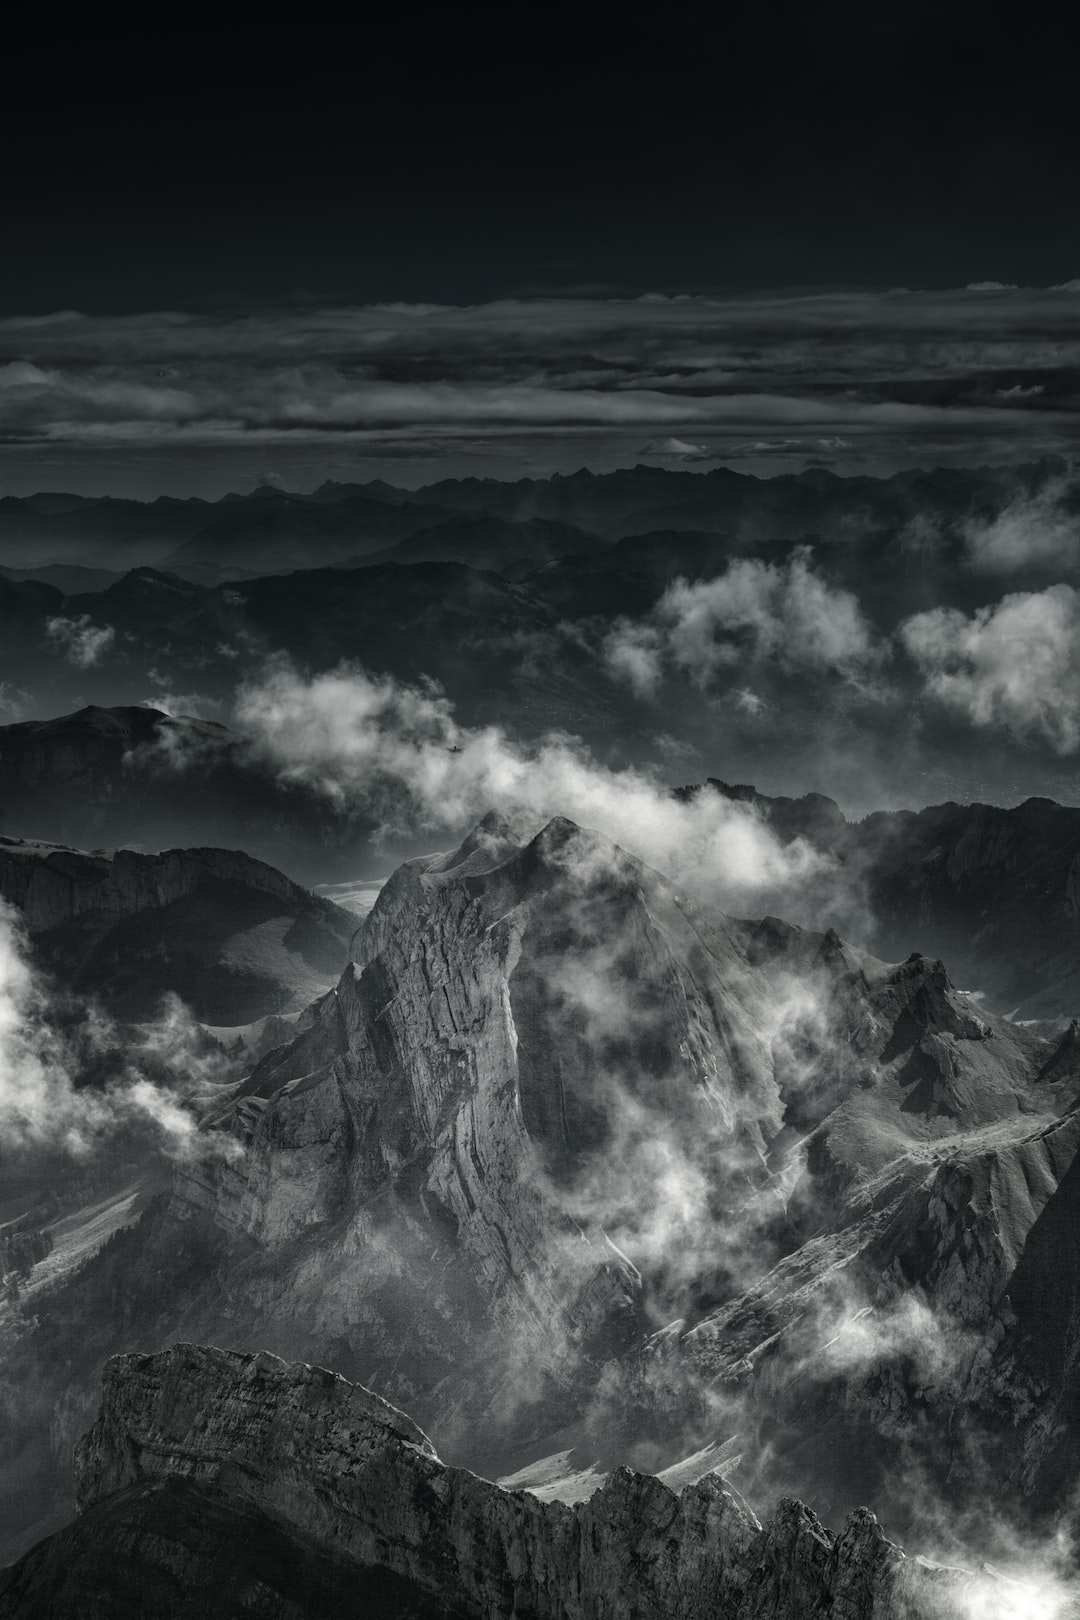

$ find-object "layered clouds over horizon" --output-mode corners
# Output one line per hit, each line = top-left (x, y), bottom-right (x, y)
(2, 283), (1080, 497)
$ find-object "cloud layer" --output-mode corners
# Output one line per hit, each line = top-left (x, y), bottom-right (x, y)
(2, 286), (1080, 486)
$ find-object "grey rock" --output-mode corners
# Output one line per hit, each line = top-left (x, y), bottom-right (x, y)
(1, 1343), (988, 1620)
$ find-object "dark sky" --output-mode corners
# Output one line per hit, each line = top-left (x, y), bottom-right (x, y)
(6, 3), (1080, 316)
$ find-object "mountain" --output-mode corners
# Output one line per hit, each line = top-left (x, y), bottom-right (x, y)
(0, 492), (217, 570)
(0, 705), (385, 884)
(158, 488), (459, 578)
(0, 563), (120, 594)
(0, 1343), (1000, 1620)
(693, 779), (1080, 1020)
(2, 457), (1069, 578)
(4, 813), (1079, 1568)
(0, 485), (455, 575)
(0, 573), (63, 638)
(6, 462), (1079, 817)
(24, 557), (627, 739)
(0, 836), (355, 1022)
(349, 514), (608, 581)
(390, 457), (1073, 547)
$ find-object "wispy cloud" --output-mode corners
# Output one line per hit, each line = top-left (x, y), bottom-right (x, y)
(0, 899), (239, 1161)
(45, 614), (115, 668)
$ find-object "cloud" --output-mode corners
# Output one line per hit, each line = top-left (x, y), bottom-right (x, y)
(718, 436), (853, 460)
(637, 436), (717, 462)
(962, 470), (1080, 573)
(45, 614), (116, 668)
(902, 584), (1080, 752)
(0, 899), (239, 1161)
(604, 553), (885, 696)
(230, 655), (837, 916)
(602, 621), (665, 698)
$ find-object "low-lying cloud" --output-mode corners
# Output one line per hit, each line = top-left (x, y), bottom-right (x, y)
(604, 553), (885, 698)
(964, 470), (1080, 574)
(0, 898), (238, 1161)
(231, 655), (843, 918)
(2, 288), (1079, 482)
(45, 614), (116, 669)
(902, 584), (1080, 753)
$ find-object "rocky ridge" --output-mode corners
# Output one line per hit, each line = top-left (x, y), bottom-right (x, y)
(169, 814), (1075, 1518)
(694, 780), (1080, 1022)
(5, 813), (1080, 1564)
(0, 834), (354, 1021)
(0, 1343), (997, 1620)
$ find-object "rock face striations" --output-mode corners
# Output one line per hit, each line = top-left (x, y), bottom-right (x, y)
(0, 1343), (987, 1620)
(6, 813), (1080, 1567)
(0, 834), (354, 1021)
(173, 815), (1080, 1520)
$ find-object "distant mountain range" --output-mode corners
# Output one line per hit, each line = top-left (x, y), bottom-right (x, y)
(1, 457), (1072, 586)
(4, 460), (1078, 817)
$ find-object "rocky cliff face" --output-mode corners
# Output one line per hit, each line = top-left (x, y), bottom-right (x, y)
(169, 815), (1076, 1518)
(6, 813), (1080, 1568)
(0, 1344), (992, 1620)
(0, 835), (354, 1021)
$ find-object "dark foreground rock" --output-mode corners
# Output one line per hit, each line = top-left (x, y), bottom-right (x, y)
(0, 1343), (990, 1620)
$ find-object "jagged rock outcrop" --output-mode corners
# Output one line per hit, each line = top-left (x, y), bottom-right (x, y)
(168, 814), (1073, 1514)
(0, 1344), (989, 1620)
(697, 780), (1080, 1022)
(5, 813), (1080, 1566)
(0, 835), (354, 1020)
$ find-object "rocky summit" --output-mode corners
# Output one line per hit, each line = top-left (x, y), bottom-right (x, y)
(6, 812), (1080, 1580)
(0, 1343), (1004, 1619)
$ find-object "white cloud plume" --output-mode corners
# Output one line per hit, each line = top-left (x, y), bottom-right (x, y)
(963, 471), (1080, 573)
(902, 585), (1080, 752)
(231, 656), (834, 915)
(45, 613), (116, 668)
(603, 553), (885, 697)
(0, 899), (238, 1160)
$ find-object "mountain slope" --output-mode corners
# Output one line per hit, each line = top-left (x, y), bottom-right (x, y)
(0, 705), (381, 883)
(6, 813), (1080, 1571)
(0, 836), (354, 1021)
(694, 779), (1080, 1020)
(0, 1343), (992, 1620)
